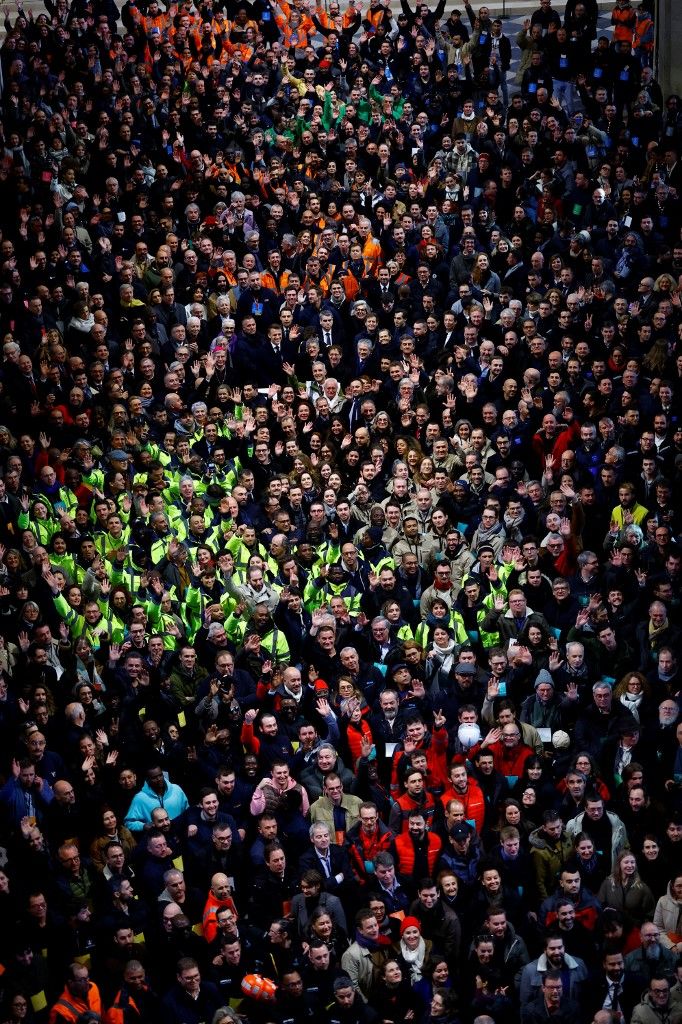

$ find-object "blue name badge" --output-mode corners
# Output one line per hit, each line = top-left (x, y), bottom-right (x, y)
(467, 818), (476, 829)
(528, 82), (537, 94)
(594, 67), (603, 78)
(262, 9), (270, 18)
(559, 56), (568, 68)
(620, 69), (629, 81)
(252, 301), (263, 315)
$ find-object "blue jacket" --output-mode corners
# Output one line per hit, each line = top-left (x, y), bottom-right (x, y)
(124, 773), (189, 832)
(0, 775), (53, 826)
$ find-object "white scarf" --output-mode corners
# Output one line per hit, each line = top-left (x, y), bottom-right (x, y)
(620, 692), (643, 722)
(431, 638), (457, 676)
(400, 937), (426, 983)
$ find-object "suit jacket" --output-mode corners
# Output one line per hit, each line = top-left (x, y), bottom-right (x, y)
(255, 338), (297, 387)
(299, 844), (353, 885)
(585, 973), (640, 1022)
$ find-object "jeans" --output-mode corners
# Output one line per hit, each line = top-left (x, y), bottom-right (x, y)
(553, 78), (577, 111)
(488, 63), (509, 107)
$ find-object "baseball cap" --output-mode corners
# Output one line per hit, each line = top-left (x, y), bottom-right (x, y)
(449, 822), (472, 841)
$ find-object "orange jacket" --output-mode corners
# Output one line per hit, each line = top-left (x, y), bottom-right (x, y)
(469, 739), (534, 779)
(131, 8), (171, 35)
(392, 791), (436, 834)
(439, 777), (486, 835)
(633, 14), (654, 51)
(611, 2), (636, 42)
(361, 235), (382, 276)
(202, 890), (238, 944)
(344, 717), (374, 768)
(315, 5), (359, 32)
(394, 830), (442, 877)
(49, 983), (102, 1024)
(391, 727), (449, 796)
(105, 987), (148, 1024)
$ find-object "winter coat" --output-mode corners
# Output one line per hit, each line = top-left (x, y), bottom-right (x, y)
(631, 993), (682, 1024)
(308, 793), (363, 839)
(481, 604), (551, 646)
(529, 826), (574, 900)
(598, 874), (656, 924)
(346, 819), (395, 883)
(249, 775), (310, 817)
(519, 951), (589, 1006)
(301, 757), (355, 801)
(438, 778), (486, 834)
(539, 886), (602, 932)
(653, 884), (682, 948)
(566, 810), (628, 870)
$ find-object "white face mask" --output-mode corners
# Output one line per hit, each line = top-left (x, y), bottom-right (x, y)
(458, 723), (481, 749)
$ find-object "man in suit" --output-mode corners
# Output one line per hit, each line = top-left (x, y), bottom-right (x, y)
(299, 822), (354, 901)
(586, 948), (640, 1022)
(256, 322), (296, 388)
(364, 266), (396, 308)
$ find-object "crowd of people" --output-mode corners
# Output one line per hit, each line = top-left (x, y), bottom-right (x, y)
(0, 0), (681, 1021)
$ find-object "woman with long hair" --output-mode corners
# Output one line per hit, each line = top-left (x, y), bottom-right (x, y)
(652, 872), (682, 953)
(374, 959), (419, 1024)
(637, 834), (673, 901)
(613, 671), (656, 725)
(89, 805), (136, 871)
(598, 849), (656, 924)
(572, 832), (609, 894)
(471, 252), (501, 295)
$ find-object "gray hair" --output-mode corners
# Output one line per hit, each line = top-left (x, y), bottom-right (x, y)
(212, 1009), (241, 1024)
(309, 822), (330, 839)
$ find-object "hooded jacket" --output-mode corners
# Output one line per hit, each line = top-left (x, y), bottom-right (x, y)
(631, 992), (682, 1024)
(653, 883), (682, 949)
(529, 826), (574, 900)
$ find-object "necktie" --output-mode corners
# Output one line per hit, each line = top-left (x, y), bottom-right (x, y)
(610, 982), (620, 1011)
(324, 332), (331, 347)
